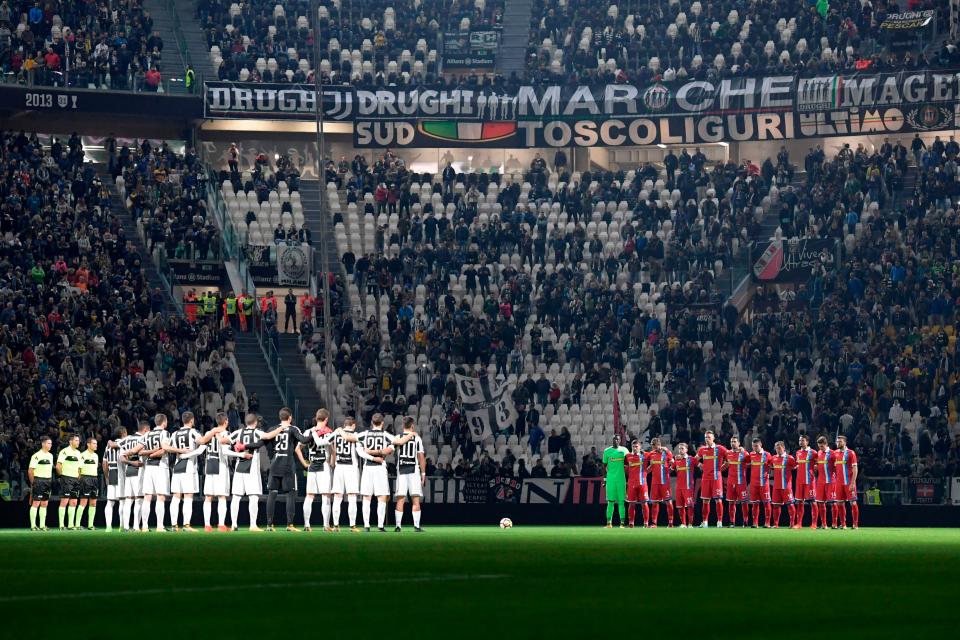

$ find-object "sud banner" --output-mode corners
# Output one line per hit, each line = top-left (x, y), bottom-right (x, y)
(455, 373), (518, 442)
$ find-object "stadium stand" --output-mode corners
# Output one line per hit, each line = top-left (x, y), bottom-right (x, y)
(0, 0), (166, 91)
(0, 132), (250, 494)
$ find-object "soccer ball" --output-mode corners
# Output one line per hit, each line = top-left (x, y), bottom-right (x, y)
(499, 518), (513, 529)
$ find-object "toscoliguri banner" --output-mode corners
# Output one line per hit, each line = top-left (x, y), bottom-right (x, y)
(203, 69), (960, 148)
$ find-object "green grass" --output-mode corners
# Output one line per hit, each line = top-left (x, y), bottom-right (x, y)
(1, 527), (958, 637)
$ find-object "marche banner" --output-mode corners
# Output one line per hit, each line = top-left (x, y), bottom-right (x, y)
(455, 373), (518, 443)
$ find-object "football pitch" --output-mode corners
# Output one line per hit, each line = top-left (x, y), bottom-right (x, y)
(1, 527), (957, 637)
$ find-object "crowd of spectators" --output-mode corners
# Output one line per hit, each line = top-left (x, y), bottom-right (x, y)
(0, 131), (248, 497)
(0, 0), (166, 91)
(527, 0), (953, 85)
(108, 138), (219, 262)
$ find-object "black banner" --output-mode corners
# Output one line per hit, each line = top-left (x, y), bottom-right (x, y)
(0, 85), (202, 118)
(443, 30), (499, 68)
(750, 238), (838, 283)
(908, 477), (946, 504)
(168, 260), (226, 286)
(243, 245), (278, 286)
(880, 10), (936, 30)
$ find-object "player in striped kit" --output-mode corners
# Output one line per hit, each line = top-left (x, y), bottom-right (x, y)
(122, 414), (172, 531)
(264, 408), (315, 531)
(228, 414), (286, 531)
(694, 431), (726, 528)
(645, 437), (674, 527)
(722, 436), (750, 527)
(117, 422), (149, 531)
(340, 413), (415, 532)
(770, 441), (797, 529)
(198, 413), (243, 531)
(330, 418), (366, 532)
(164, 412), (206, 531)
(102, 427), (126, 532)
(793, 435), (818, 529)
(814, 436), (836, 529)
(296, 409), (336, 531)
(393, 416), (426, 532)
(831, 435), (859, 529)
(672, 443), (698, 528)
(747, 438), (772, 528)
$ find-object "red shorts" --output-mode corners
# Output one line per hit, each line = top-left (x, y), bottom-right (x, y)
(834, 483), (857, 502)
(649, 483), (672, 502)
(749, 484), (771, 503)
(796, 483), (815, 501)
(675, 487), (695, 507)
(627, 483), (649, 503)
(726, 483), (748, 502)
(699, 477), (724, 500)
(772, 487), (794, 505)
(814, 483), (837, 502)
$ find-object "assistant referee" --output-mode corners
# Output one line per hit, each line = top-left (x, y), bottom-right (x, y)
(28, 437), (54, 530)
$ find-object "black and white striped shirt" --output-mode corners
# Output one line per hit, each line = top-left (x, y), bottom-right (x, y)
(356, 430), (394, 467)
(396, 434), (424, 474)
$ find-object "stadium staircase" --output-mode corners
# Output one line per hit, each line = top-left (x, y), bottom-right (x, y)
(232, 332), (286, 423)
(495, 0), (532, 79)
(299, 180), (343, 276)
(94, 165), (179, 313)
(170, 0), (219, 85)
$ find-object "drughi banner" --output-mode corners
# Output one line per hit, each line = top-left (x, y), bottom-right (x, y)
(202, 70), (960, 147)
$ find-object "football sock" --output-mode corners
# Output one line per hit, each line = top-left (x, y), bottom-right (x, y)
(183, 497), (193, 526)
(171, 497), (181, 526)
(68, 505), (77, 528)
(716, 500), (724, 524)
(303, 497), (314, 527)
(605, 502), (614, 523)
(75, 505), (85, 528)
(105, 500), (115, 529)
(332, 495), (343, 526)
(677, 505), (686, 526)
(347, 495), (358, 526)
(741, 503), (749, 525)
(38, 506), (47, 527)
(772, 505), (781, 525)
(121, 498), (131, 529)
(321, 496), (332, 528)
(218, 498), (227, 526)
(412, 509), (421, 528)
(231, 496), (242, 528)
(155, 500), (166, 528)
(377, 502), (387, 528)
(395, 509), (403, 528)
(763, 503), (771, 525)
(285, 492), (295, 525)
(627, 503), (636, 525)
(686, 506), (694, 526)
(29, 505), (37, 528)
(203, 500), (212, 527)
(135, 498), (144, 529)
(248, 495), (259, 527)
(87, 505), (95, 528)
(362, 499), (372, 528)
(666, 503), (674, 526)
(726, 502), (736, 525)
(266, 490), (278, 526)
(618, 501), (626, 524)
(642, 503), (650, 525)
(851, 502), (859, 527)
(751, 504), (759, 526)
(700, 501), (709, 524)
(810, 502), (819, 527)
(650, 503), (660, 524)
(58, 505), (66, 528)
(788, 504), (797, 526)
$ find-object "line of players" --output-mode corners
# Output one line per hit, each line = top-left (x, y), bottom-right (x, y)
(26, 407), (427, 533)
(608, 431), (859, 529)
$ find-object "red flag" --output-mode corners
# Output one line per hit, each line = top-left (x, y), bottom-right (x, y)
(613, 383), (623, 439)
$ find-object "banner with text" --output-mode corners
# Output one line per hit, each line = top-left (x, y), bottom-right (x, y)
(277, 244), (311, 287)
(443, 30), (500, 68)
(751, 238), (838, 283)
(202, 70), (960, 148)
(455, 373), (518, 442)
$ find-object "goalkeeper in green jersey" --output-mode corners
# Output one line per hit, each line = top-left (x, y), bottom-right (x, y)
(602, 434), (629, 528)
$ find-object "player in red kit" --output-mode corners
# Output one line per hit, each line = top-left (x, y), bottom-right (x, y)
(645, 438), (673, 527)
(694, 430), (726, 527)
(814, 435), (836, 529)
(747, 438), (772, 528)
(722, 436), (750, 527)
(793, 434), (818, 529)
(672, 443), (698, 527)
(625, 439), (650, 527)
(831, 435), (859, 529)
(770, 441), (797, 528)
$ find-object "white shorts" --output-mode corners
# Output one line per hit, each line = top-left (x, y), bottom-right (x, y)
(395, 472), (423, 498)
(142, 466), (170, 496)
(231, 472), (263, 496)
(306, 466), (332, 495)
(360, 465), (391, 497)
(332, 465), (359, 494)
(171, 472), (200, 494)
(204, 472), (230, 497)
(106, 475), (124, 501)
(122, 472), (142, 498)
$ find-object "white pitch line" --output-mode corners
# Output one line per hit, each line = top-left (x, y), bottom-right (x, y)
(0, 574), (509, 603)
